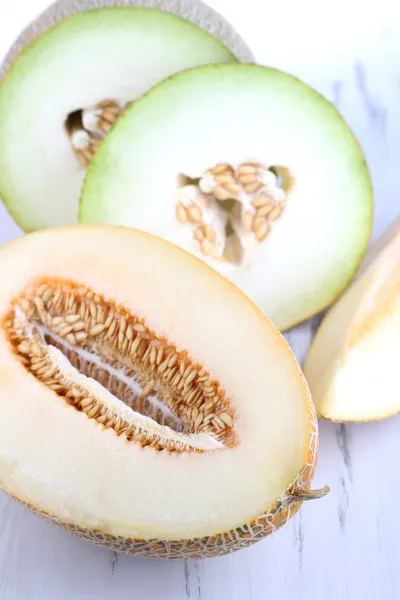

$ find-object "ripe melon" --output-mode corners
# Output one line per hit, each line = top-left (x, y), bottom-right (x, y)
(0, 0), (251, 232)
(80, 63), (373, 330)
(0, 224), (327, 558)
(304, 218), (400, 422)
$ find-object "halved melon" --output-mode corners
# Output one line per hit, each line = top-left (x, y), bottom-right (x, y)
(80, 64), (373, 331)
(0, 224), (327, 558)
(304, 218), (400, 423)
(0, 1), (251, 232)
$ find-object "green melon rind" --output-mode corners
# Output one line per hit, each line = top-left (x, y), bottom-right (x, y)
(0, 0), (253, 78)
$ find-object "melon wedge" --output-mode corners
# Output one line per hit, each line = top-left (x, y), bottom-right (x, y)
(80, 64), (373, 331)
(0, 2), (249, 232)
(0, 225), (327, 558)
(304, 218), (400, 422)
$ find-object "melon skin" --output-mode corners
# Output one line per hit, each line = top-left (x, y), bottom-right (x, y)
(5, 407), (317, 559)
(0, 0), (254, 74)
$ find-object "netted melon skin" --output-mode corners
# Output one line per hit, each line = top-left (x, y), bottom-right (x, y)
(0, 0), (253, 81)
(48, 499), (301, 558)
(5, 401), (318, 559)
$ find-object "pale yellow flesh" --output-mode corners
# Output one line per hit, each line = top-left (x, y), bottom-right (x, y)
(0, 225), (311, 539)
(304, 219), (400, 422)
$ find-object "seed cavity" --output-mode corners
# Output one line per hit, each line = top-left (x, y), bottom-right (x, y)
(3, 279), (236, 453)
(176, 163), (288, 264)
(65, 100), (129, 168)
(65, 99), (288, 267)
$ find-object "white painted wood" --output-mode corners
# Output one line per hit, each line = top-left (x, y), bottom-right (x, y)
(0, 0), (399, 598)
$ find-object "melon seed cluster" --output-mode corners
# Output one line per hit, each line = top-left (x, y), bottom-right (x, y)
(3, 279), (235, 452)
(176, 162), (287, 260)
(67, 98), (287, 264)
(68, 100), (127, 167)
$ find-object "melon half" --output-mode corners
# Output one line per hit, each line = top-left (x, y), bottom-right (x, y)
(80, 64), (373, 331)
(304, 218), (400, 422)
(0, 225), (327, 558)
(0, 0), (251, 232)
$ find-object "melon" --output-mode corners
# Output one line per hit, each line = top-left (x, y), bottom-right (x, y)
(80, 63), (373, 330)
(0, 0), (252, 232)
(304, 218), (400, 423)
(0, 224), (328, 558)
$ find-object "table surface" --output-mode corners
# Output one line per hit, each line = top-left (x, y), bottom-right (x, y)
(0, 0), (399, 598)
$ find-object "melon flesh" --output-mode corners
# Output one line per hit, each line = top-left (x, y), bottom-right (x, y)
(0, 6), (240, 232)
(0, 225), (323, 557)
(304, 218), (400, 422)
(80, 64), (373, 331)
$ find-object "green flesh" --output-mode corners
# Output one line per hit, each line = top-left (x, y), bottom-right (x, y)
(0, 7), (237, 231)
(80, 64), (373, 330)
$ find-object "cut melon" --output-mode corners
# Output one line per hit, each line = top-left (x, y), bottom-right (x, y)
(304, 218), (400, 423)
(0, 224), (327, 558)
(80, 64), (373, 331)
(0, 1), (250, 232)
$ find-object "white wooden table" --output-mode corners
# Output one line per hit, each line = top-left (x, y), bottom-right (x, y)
(0, 0), (399, 598)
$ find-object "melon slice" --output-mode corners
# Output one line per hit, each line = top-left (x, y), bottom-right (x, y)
(80, 64), (373, 331)
(0, 224), (327, 558)
(304, 218), (400, 422)
(0, 1), (250, 232)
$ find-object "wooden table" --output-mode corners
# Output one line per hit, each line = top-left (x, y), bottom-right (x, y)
(0, 0), (399, 598)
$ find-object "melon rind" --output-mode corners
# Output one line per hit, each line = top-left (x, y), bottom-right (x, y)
(4, 398), (318, 559)
(0, 0), (253, 76)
